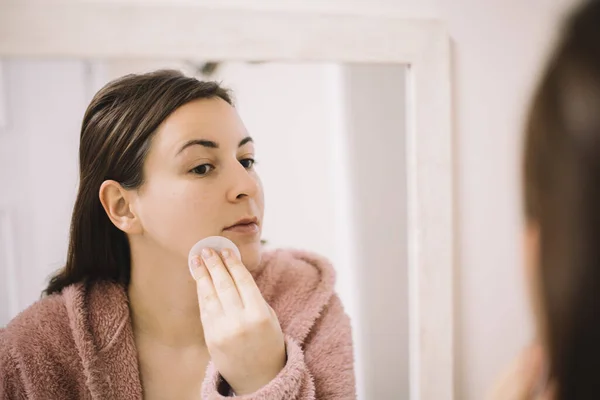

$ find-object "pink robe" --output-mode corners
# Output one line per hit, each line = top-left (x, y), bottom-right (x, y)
(1, 250), (356, 399)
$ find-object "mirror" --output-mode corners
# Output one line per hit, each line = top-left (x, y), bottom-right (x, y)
(0, 58), (409, 398)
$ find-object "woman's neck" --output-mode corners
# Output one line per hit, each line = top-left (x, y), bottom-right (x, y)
(127, 250), (206, 348)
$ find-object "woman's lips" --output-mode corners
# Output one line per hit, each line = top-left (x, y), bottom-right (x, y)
(223, 222), (259, 235)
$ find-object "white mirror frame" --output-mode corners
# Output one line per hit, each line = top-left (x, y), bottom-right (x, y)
(0, 3), (454, 399)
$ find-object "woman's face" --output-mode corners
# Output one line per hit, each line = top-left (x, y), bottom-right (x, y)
(130, 97), (264, 271)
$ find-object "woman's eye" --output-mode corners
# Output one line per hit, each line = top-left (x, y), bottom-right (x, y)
(240, 158), (255, 169)
(191, 164), (214, 176)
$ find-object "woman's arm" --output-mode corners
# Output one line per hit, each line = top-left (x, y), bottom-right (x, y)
(202, 293), (357, 399)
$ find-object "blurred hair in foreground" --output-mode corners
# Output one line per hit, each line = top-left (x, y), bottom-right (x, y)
(523, 0), (600, 397)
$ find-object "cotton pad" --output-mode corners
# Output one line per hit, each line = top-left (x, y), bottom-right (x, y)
(188, 236), (241, 277)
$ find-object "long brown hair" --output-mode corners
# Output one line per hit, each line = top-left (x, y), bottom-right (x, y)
(523, 1), (600, 397)
(45, 70), (232, 295)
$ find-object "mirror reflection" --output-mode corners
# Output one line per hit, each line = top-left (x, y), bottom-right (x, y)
(0, 59), (408, 399)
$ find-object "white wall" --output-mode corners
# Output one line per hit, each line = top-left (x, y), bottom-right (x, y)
(429, 2), (577, 398)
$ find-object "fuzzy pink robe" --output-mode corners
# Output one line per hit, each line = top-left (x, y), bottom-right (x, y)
(0, 249), (356, 399)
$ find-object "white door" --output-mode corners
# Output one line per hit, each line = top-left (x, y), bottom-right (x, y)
(0, 60), (95, 322)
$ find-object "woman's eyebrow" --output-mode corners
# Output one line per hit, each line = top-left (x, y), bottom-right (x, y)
(239, 136), (254, 147)
(177, 136), (254, 155)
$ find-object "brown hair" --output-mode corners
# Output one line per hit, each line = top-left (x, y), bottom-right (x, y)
(523, 0), (600, 397)
(44, 70), (232, 296)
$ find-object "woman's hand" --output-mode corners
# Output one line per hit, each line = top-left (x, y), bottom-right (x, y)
(191, 248), (286, 395)
(486, 344), (555, 400)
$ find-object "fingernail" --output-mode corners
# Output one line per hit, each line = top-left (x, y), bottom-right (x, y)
(221, 249), (231, 258)
(201, 248), (212, 258)
(192, 256), (202, 267)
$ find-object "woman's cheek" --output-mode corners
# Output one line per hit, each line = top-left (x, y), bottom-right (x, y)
(524, 224), (544, 339)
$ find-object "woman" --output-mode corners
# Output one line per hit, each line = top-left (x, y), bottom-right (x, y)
(489, 0), (600, 398)
(0, 70), (356, 399)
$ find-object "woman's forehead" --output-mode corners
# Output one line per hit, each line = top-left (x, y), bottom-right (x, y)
(152, 98), (250, 154)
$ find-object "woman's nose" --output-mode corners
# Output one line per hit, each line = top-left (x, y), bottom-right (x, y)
(226, 161), (259, 202)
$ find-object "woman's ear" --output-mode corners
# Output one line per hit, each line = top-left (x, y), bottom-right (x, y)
(99, 180), (142, 235)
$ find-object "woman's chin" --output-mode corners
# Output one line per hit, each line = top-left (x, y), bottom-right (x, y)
(239, 243), (263, 273)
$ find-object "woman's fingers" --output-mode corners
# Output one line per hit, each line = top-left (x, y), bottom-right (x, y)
(200, 248), (244, 312)
(219, 248), (265, 308)
(191, 255), (222, 316)
(191, 246), (265, 318)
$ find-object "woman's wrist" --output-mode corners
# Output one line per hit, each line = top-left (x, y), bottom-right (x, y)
(230, 367), (285, 395)
(230, 348), (287, 395)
